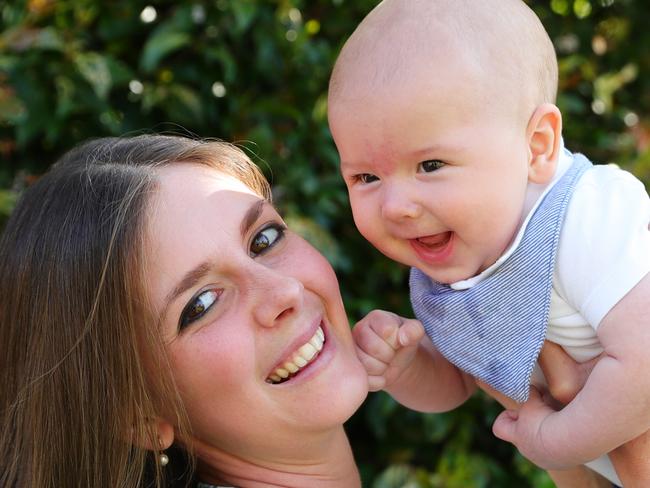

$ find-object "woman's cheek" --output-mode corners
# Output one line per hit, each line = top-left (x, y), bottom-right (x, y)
(170, 327), (253, 397)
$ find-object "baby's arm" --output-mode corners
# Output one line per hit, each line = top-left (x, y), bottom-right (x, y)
(353, 310), (475, 412)
(493, 273), (650, 469)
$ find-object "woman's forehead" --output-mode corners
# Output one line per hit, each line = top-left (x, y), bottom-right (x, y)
(149, 165), (263, 249)
(155, 163), (258, 195)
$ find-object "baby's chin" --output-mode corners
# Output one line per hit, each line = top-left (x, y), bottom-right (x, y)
(416, 263), (480, 286)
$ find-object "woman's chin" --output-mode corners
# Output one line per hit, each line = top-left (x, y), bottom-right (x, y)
(311, 359), (368, 428)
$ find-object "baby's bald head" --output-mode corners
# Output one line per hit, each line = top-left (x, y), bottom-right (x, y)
(329, 0), (558, 127)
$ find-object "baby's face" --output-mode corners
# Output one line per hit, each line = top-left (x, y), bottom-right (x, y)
(330, 74), (533, 284)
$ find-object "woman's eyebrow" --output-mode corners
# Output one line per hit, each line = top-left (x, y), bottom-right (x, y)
(165, 261), (213, 310)
(240, 199), (266, 237)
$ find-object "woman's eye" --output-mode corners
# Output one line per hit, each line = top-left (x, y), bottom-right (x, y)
(250, 224), (285, 256)
(419, 160), (444, 173)
(355, 173), (379, 184)
(179, 289), (222, 329)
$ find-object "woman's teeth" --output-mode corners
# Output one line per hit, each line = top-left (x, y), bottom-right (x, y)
(267, 326), (325, 384)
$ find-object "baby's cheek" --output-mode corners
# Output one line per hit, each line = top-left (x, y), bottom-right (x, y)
(350, 222), (377, 253)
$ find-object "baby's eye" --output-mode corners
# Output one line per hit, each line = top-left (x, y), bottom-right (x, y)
(418, 160), (444, 173)
(356, 173), (379, 184)
(250, 223), (286, 256)
(179, 289), (222, 329)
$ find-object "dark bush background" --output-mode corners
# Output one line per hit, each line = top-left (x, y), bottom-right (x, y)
(1, 0), (648, 486)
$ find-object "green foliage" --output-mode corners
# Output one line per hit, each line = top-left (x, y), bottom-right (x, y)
(0, 188), (17, 228)
(1, 0), (649, 485)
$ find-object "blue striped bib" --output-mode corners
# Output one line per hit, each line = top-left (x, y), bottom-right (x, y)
(409, 155), (592, 402)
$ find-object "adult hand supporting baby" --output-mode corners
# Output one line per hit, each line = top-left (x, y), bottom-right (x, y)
(484, 341), (650, 487)
(489, 340), (608, 469)
(487, 390), (610, 487)
(477, 343), (611, 487)
(491, 386), (566, 469)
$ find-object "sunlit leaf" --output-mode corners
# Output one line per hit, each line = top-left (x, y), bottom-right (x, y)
(140, 31), (191, 73)
(74, 52), (112, 99)
(231, 1), (257, 32)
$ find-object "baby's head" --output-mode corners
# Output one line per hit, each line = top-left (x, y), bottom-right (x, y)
(328, 0), (564, 284)
(329, 0), (558, 136)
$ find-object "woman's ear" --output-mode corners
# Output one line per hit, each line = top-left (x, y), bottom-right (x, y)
(130, 417), (175, 451)
(526, 103), (562, 184)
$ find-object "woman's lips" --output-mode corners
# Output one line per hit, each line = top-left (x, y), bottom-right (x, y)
(266, 325), (325, 384)
(409, 231), (454, 264)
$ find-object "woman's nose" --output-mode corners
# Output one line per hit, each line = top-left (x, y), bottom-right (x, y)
(381, 183), (423, 221)
(249, 264), (305, 327)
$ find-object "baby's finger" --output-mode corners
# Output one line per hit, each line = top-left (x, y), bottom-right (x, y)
(397, 319), (425, 348)
(364, 310), (402, 349)
(355, 347), (389, 377)
(353, 325), (396, 363)
(354, 312), (402, 356)
(368, 375), (387, 392)
(492, 409), (519, 443)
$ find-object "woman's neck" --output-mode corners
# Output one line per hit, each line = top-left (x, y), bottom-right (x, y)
(194, 427), (360, 488)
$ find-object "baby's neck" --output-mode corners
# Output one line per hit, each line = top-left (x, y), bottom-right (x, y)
(195, 427), (361, 488)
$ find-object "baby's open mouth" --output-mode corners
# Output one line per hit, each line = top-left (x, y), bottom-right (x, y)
(266, 326), (325, 384)
(416, 232), (451, 249)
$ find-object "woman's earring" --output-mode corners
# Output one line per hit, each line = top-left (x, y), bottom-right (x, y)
(159, 452), (169, 466)
(158, 436), (169, 466)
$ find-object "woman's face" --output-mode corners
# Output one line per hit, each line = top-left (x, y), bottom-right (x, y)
(145, 164), (367, 460)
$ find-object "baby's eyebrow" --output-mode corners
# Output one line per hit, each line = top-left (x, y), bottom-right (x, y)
(339, 160), (367, 172)
(409, 143), (459, 159)
(339, 144), (460, 172)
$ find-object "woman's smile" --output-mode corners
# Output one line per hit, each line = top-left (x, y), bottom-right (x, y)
(267, 322), (326, 384)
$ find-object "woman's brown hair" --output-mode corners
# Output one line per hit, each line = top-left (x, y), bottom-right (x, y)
(0, 135), (271, 487)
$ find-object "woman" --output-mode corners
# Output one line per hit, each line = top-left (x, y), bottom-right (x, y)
(0, 135), (367, 487)
(0, 134), (617, 487)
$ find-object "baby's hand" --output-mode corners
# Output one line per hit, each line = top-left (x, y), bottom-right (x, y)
(352, 310), (424, 392)
(492, 388), (565, 469)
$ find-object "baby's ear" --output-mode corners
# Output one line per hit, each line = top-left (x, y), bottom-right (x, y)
(526, 103), (562, 184)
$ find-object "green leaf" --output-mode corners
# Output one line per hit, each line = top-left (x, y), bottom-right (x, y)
(74, 52), (112, 99)
(166, 84), (203, 123)
(0, 189), (17, 214)
(34, 27), (65, 51)
(140, 31), (191, 73)
(0, 189), (18, 230)
(1, 26), (64, 52)
(0, 87), (26, 123)
(373, 464), (414, 488)
(231, 2), (257, 33)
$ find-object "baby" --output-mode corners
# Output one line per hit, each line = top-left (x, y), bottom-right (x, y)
(328, 0), (650, 485)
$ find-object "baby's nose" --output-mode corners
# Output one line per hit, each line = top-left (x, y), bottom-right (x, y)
(381, 186), (423, 221)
